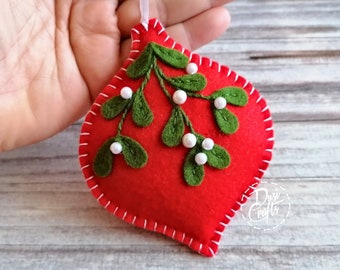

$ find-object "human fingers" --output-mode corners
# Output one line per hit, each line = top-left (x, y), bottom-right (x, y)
(117, 0), (232, 38)
(120, 6), (230, 61)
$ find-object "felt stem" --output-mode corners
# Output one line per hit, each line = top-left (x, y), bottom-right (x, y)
(186, 92), (212, 101)
(117, 68), (152, 135)
(153, 63), (196, 134)
(117, 105), (131, 136)
(179, 108), (196, 135)
(153, 64), (174, 103)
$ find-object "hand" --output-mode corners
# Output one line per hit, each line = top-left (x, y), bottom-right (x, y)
(0, 0), (232, 151)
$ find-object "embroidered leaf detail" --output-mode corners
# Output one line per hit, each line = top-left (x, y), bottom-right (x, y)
(127, 44), (154, 79)
(162, 107), (185, 147)
(151, 42), (189, 68)
(212, 87), (248, 106)
(93, 137), (116, 177)
(166, 74), (206, 92)
(205, 145), (230, 169)
(117, 136), (148, 168)
(214, 108), (239, 134)
(132, 91), (154, 127)
(102, 96), (131, 120)
(184, 148), (205, 186)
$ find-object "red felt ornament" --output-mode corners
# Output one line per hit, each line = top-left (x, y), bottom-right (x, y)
(79, 18), (274, 257)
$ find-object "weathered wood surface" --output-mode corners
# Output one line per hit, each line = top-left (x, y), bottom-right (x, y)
(1, 0), (339, 269)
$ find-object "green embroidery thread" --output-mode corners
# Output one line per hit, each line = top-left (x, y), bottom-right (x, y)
(93, 42), (248, 186)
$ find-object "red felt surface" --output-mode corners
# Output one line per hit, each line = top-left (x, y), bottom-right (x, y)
(79, 19), (274, 257)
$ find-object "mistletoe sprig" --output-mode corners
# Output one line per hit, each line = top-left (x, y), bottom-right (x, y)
(93, 42), (248, 186)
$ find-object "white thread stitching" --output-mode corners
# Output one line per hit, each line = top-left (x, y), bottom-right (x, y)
(261, 106), (269, 112)
(131, 28), (140, 35)
(181, 233), (186, 242)
(105, 201), (111, 209)
(209, 247), (215, 257)
(79, 143), (89, 146)
(172, 230), (176, 239)
(211, 240), (219, 245)
(132, 216), (137, 225)
(256, 96), (263, 103)
(158, 28), (165, 35)
(90, 185), (99, 191)
(214, 231), (223, 236)
(97, 193), (104, 201)
(198, 244), (203, 254)
(86, 176), (94, 181)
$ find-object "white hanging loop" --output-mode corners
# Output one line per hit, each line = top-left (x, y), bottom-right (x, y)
(139, 0), (149, 30)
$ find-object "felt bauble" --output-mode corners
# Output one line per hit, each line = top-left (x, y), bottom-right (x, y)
(79, 19), (274, 257)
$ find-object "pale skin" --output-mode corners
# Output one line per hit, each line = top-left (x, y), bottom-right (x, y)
(0, 0), (232, 152)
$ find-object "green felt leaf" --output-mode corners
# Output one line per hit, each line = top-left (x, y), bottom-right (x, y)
(101, 96), (130, 120)
(117, 136), (148, 168)
(184, 148), (205, 186)
(162, 107), (185, 147)
(214, 108), (239, 134)
(132, 91), (154, 127)
(127, 44), (154, 79)
(166, 74), (207, 92)
(205, 145), (230, 169)
(151, 43), (189, 68)
(212, 87), (248, 106)
(93, 137), (116, 177)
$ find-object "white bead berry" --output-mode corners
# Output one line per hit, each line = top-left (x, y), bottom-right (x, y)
(173, 90), (187, 105)
(120, 87), (133, 99)
(110, 142), (123, 155)
(186, 63), (198, 74)
(214, 97), (227, 109)
(195, 153), (208, 165)
(182, 133), (197, 148)
(202, 138), (214, 151)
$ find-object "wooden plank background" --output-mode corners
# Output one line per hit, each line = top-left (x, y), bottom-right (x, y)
(1, 0), (339, 269)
